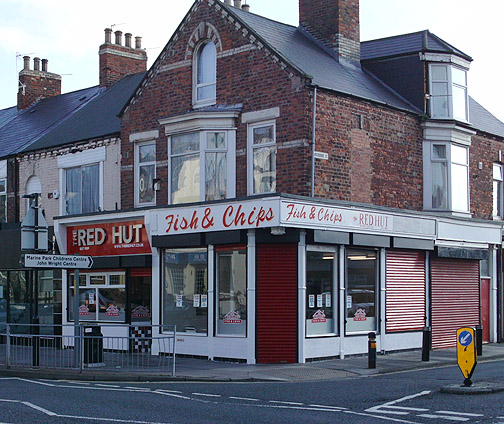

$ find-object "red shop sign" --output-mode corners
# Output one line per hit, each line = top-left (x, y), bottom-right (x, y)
(67, 220), (152, 256)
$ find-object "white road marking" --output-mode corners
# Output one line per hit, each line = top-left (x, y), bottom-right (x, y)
(385, 406), (429, 412)
(95, 384), (121, 388)
(309, 404), (347, 410)
(155, 389), (182, 394)
(21, 402), (57, 416)
(192, 393), (221, 398)
(269, 400), (304, 406)
(365, 390), (432, 415)
(418, 414), (469, 421)
(229, 396), (260, 402)
(435, 411), (484, 417)
(153, 390), (191, 400)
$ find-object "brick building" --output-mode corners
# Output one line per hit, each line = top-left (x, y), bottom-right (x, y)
(2, 0), (504, 363)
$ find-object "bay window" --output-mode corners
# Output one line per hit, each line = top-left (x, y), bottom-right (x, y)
(169, 130), (233, 204)
(163, 248), (208, 334)
(493, 163), (503, 218)
(424, 142), (470, 213)
(429, 64), (468, 122)
(135, 141), (156, 206)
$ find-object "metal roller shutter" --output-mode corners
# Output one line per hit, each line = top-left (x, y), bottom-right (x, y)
(431, 258), (480, 349)
(386, 250), (426, 332)
(256, 244), (298, 363)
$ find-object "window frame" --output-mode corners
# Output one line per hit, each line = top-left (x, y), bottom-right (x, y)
(247, 120), (277, 195)
(423, 141), (470, 213)
(168, 129), (235, 204)
(305, 246), (338, 338)
(0, 177), (6, 223)
(193, 41), (217, 108)
(493, 163), (504, 219)
(429, 63), (469, 122)
(134, 141), (157, 207)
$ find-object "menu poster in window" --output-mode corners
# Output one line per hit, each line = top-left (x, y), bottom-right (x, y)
(0, 286), (3, 298)
(317, 294), (323, 308)
(79, 305), (90, 316)
(325, 293), (331, 308)
(309, 294), (315, 308)
(88, 292), (95, 305)
(176, 295), (183, 308)
(201, 295), (208, 308)
(193, 294), (200, 308)
(346, 295), (352, 309)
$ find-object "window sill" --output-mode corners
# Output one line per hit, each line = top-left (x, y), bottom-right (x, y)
(193, 98), (217, 109)
(423, 209), (472, 219)
(306, 333), (338, 338)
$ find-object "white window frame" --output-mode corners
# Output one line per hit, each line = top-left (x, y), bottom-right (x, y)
(493, 163), (503, 219)
(423, 141), (470, 213)
(193, 41), (217, 108)
(0, 178), (6, 223)
(168, 129), (236, 204)
(0, 160), (6, 222)
(246, 120), (277, 195)
(429, 63), (469, 122)
(134, 141), (156, 207)
(57, 148), (105, 216)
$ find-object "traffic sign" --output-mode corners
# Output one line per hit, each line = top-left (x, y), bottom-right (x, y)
(21, 254), (93, 269)
(456, 327), (477, 384)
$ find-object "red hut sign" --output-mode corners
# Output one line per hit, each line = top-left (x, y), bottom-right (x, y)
(67, 220), (151, 256)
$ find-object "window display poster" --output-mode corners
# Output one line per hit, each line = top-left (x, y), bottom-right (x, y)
(346, 295), (352, 309)
(201, 295), (208, 308)
(309, 294), (315, 308)
(317, 294), (323, 308)
(176, 295), (183, 308)
(193, 294), (200, 308)
(89, 292), (95, 305)
(325, 293), (331, 308)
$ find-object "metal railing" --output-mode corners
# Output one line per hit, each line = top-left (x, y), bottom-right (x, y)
(0, 324), (176, 376)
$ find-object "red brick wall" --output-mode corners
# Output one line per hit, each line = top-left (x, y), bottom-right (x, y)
(17, 72), (61, 110)
(99, 44), (147, 88)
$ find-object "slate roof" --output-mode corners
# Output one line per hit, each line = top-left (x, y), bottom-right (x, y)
(0, 107), (17, 131)
(228, 5), (421, 113)
(469, 97), (504, 138)
(361, 30), (472, 62)
(0, 86), (102, 158)
(24, 72), (146, 152)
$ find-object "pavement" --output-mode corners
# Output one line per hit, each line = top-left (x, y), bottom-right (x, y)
(1, 343), (503, 394)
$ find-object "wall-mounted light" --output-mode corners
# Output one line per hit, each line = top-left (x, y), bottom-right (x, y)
(270, 226), (285, 236)
(153, 178), (161, 191)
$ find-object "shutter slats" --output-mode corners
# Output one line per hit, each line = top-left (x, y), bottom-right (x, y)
(386, 250), (426, 332)
(431, 258), (480, 349)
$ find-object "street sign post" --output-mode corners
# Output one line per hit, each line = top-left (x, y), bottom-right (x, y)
(456, 327), (477, 387)
(21, 254), (93, 269)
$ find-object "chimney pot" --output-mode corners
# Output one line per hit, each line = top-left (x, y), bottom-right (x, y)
(135, 36), (142, 49)
(125, 33), (132, 48)
(233, 0), (242, 8)
(23, 56), (30, 71)
(224, 0), (232, 4)
(33, 57), (41, 71)
(114, 30), (123, 45)
(242, 3), (250, 11)
(42, 59), (48, 72)
(104, 28), (112, 43)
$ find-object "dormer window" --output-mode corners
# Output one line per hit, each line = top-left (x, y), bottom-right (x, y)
(429, 64), (468, 122)
(194, 41), (217, 107)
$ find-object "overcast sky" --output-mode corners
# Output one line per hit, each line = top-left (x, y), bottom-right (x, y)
(1, 0), (503, 122)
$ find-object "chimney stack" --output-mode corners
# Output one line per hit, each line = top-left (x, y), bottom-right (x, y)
(224, 0), (231, 4)
(242, 4), (250, 12)
(299, 0), (360, 64)
(17, 56), (62, 110)
(99, 28), (147, 88)
(234, 0), (242, 8)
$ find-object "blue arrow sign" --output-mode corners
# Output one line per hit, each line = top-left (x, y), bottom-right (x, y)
(458, 330), (473, 347)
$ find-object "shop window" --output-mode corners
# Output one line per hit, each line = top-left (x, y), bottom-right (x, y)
(346, 249), (378, 334)
(306, 249), (337, 336)
(216, 247), (247, 337)
(493, 163), (503, 218)
(170, 131), (231, 204)
(429, 64), (468, 122)
(247, 121), (276, 194)
(0, 178), (6, 223)
(163, 248), (208, 334)
(135, 141), (156, 207)
(68, 272), (126, 322)
(424, 142), (469, 213)
(194, 41), (217, 107)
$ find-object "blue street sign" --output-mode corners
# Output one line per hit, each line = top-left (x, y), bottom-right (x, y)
(458, 330), (473, 347)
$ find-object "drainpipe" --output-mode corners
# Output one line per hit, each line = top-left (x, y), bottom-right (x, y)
(311, 86), (318, 198)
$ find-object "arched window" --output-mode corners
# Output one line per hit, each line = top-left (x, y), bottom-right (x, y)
(194, 42), (216, 106)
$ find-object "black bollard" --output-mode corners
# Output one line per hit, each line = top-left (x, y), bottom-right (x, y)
(32, 316), (40, 367)
(368, 332), (376, 369)
(422, 326), (431, 361)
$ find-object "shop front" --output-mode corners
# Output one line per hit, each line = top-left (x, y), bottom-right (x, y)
(55, 215), (152, 343)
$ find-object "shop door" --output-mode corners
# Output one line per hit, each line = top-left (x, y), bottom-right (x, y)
(431, 258), (480, 349)
(256, 244), (297, 363)
(130, 269), (152, 324)
(480, 278), (490, 343)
